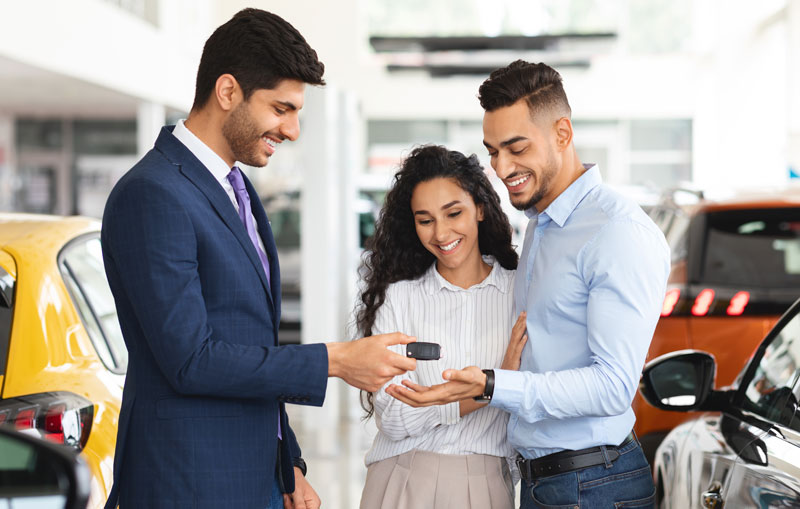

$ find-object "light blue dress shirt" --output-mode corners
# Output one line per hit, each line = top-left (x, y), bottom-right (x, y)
(489, 164), (670, 460)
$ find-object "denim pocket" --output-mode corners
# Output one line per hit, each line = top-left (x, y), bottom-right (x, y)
(614, 489), (655, 508)
(528, 472), (580, 508)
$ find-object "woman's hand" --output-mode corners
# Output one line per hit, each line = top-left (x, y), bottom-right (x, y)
(500, 312), (528, 371)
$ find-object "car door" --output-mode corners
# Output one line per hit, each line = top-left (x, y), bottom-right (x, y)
(717, 305), (800, 507)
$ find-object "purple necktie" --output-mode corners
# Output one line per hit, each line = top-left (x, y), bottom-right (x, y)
(227, 166), (281, 439)
(227, 167), (271, 288)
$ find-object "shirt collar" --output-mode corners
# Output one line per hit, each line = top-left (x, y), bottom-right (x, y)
(526, 164), (601, 227)
(172, 119), (234, 184)
(422, 256), (508, 295)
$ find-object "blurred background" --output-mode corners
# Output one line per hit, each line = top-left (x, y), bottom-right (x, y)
(2, 0), (800, 507)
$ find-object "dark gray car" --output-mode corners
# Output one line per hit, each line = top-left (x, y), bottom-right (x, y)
(642, 297), (800, 508)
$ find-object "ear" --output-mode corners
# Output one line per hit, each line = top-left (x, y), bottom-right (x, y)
(477, 203), (485, 222)
(214, 74), (240, 112)
(554, 117), (573, 152)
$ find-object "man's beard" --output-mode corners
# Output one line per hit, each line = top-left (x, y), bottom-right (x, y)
(511, 154), (558, 211)
(222, 101), (266, 168)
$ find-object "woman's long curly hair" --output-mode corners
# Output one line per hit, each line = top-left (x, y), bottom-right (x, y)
(356, 144), (518, 417)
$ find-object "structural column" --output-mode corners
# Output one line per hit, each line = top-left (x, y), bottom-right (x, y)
(0, 116), (14, 211)
(137, 101), (166, 158)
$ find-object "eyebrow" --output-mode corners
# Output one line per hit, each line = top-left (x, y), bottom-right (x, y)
(414, 200), (462, 216)
(483, 136), (528, 150)
(276, 100), (298, 111)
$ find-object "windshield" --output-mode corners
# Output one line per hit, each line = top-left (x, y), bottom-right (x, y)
(701, 208), (800, 289)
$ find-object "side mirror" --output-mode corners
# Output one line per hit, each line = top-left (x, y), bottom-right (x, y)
(0, 425), (90, 509)
(639, 350), (718, 411)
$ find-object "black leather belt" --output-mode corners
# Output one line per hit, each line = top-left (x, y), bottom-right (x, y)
(517, 432), (636, 481)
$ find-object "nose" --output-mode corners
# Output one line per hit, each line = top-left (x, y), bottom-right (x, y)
(281, 113), (300, 142)
(493, 152), (515, 179)
(433, 219), (450, 242)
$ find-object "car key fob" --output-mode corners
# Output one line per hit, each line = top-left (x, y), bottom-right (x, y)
(406, 342), (441, 360)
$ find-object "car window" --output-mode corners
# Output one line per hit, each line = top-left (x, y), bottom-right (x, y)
(742, 310), (800, 426)
(0, 263), (13, 378)
(702, 208), (800, 288)
(59, 235), (127, 374)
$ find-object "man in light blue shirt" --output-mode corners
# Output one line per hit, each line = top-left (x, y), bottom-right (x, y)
(387, 60), (670, 508)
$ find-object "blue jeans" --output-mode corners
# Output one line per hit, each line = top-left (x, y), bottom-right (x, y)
(520, 438), (655, 508)
(267, 475), (283, 508)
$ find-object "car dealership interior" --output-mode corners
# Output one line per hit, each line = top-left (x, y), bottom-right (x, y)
(2, 1), (800, 507)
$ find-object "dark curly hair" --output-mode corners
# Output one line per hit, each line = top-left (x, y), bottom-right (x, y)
(356, 144), (518, 417)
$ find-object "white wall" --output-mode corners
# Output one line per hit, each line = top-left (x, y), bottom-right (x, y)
(0, 0), (213, 112)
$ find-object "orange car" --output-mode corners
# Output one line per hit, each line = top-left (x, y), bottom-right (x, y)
(634, 188), (800, 462)
(0, 214), (125, 507)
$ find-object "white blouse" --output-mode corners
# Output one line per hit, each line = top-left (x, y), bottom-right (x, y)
(365, 256), (518, 468)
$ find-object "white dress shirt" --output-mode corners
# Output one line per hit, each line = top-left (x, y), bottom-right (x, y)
(365, 257), (518, 470)
(171, 120), (266, 254)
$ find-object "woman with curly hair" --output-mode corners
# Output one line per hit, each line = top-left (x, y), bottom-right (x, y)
(357, 144), (527, 509)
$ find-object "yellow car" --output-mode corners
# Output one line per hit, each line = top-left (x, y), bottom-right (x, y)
(0, 213), (125, 508)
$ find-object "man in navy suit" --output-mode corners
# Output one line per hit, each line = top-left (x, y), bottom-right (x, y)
(101, 9), (416, 509)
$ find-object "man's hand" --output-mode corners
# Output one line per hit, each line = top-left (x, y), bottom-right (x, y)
(327, 333), (417, 392)
(385, 366), (486, 407)
(283, 467), (320, 509)
(501, 312), (528, 371)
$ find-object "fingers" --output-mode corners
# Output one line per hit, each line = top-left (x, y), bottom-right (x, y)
(442, 368), (477, 383)
(511, 312), (527, 338)
(401, 380), (429, 392)
(386, 349), (417, 372)
(386, 384), (433, 407)
(293, 492), (307, 509)
(283, 493), (294, 509)
(380, 332), (417, 346)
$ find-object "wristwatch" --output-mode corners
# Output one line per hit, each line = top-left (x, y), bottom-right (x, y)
(473, 369), (495, 402)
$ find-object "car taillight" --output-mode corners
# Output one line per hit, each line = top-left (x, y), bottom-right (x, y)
(691, 289), (715, 316)
(661, 288), (681, 316)
(0, 392), (94, 450)
(14, 408), (36, 430)
(727, 291), (751, 316)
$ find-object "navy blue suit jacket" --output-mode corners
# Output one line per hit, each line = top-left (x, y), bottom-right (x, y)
(101, 126), (328, 508)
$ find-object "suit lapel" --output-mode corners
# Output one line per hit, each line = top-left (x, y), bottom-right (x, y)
(154, 128), (274, 308)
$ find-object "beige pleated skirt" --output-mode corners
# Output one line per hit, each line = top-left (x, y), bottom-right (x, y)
(360, 449), (514, 509)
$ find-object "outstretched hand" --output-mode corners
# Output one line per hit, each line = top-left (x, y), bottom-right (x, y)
(385, 366), (486, 407)
(327, 332), (417, 392)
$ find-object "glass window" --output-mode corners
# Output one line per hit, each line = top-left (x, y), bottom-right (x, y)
(630, 119), (692, 151)
(367, 120), (448, 146)
(0, 267), (13, 377)
(630, 163), (692, 189)
(743, 310), (800, 426)
(15, 119), (63, 151)
(269, 209), (301, 249)
(702, 209), (800, 289)
(60, 236), (127, 373)
(73, 120), (137, 156)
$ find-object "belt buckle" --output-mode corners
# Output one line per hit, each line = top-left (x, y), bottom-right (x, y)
(516, 457), (531, 481)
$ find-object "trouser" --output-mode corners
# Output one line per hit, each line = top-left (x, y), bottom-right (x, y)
(519, 438), (655, 508)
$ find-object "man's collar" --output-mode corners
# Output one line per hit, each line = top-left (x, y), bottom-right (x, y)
(172, 119), (234, 182)
(526, 164), (600, 227)
(422, 256), (508, 295)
